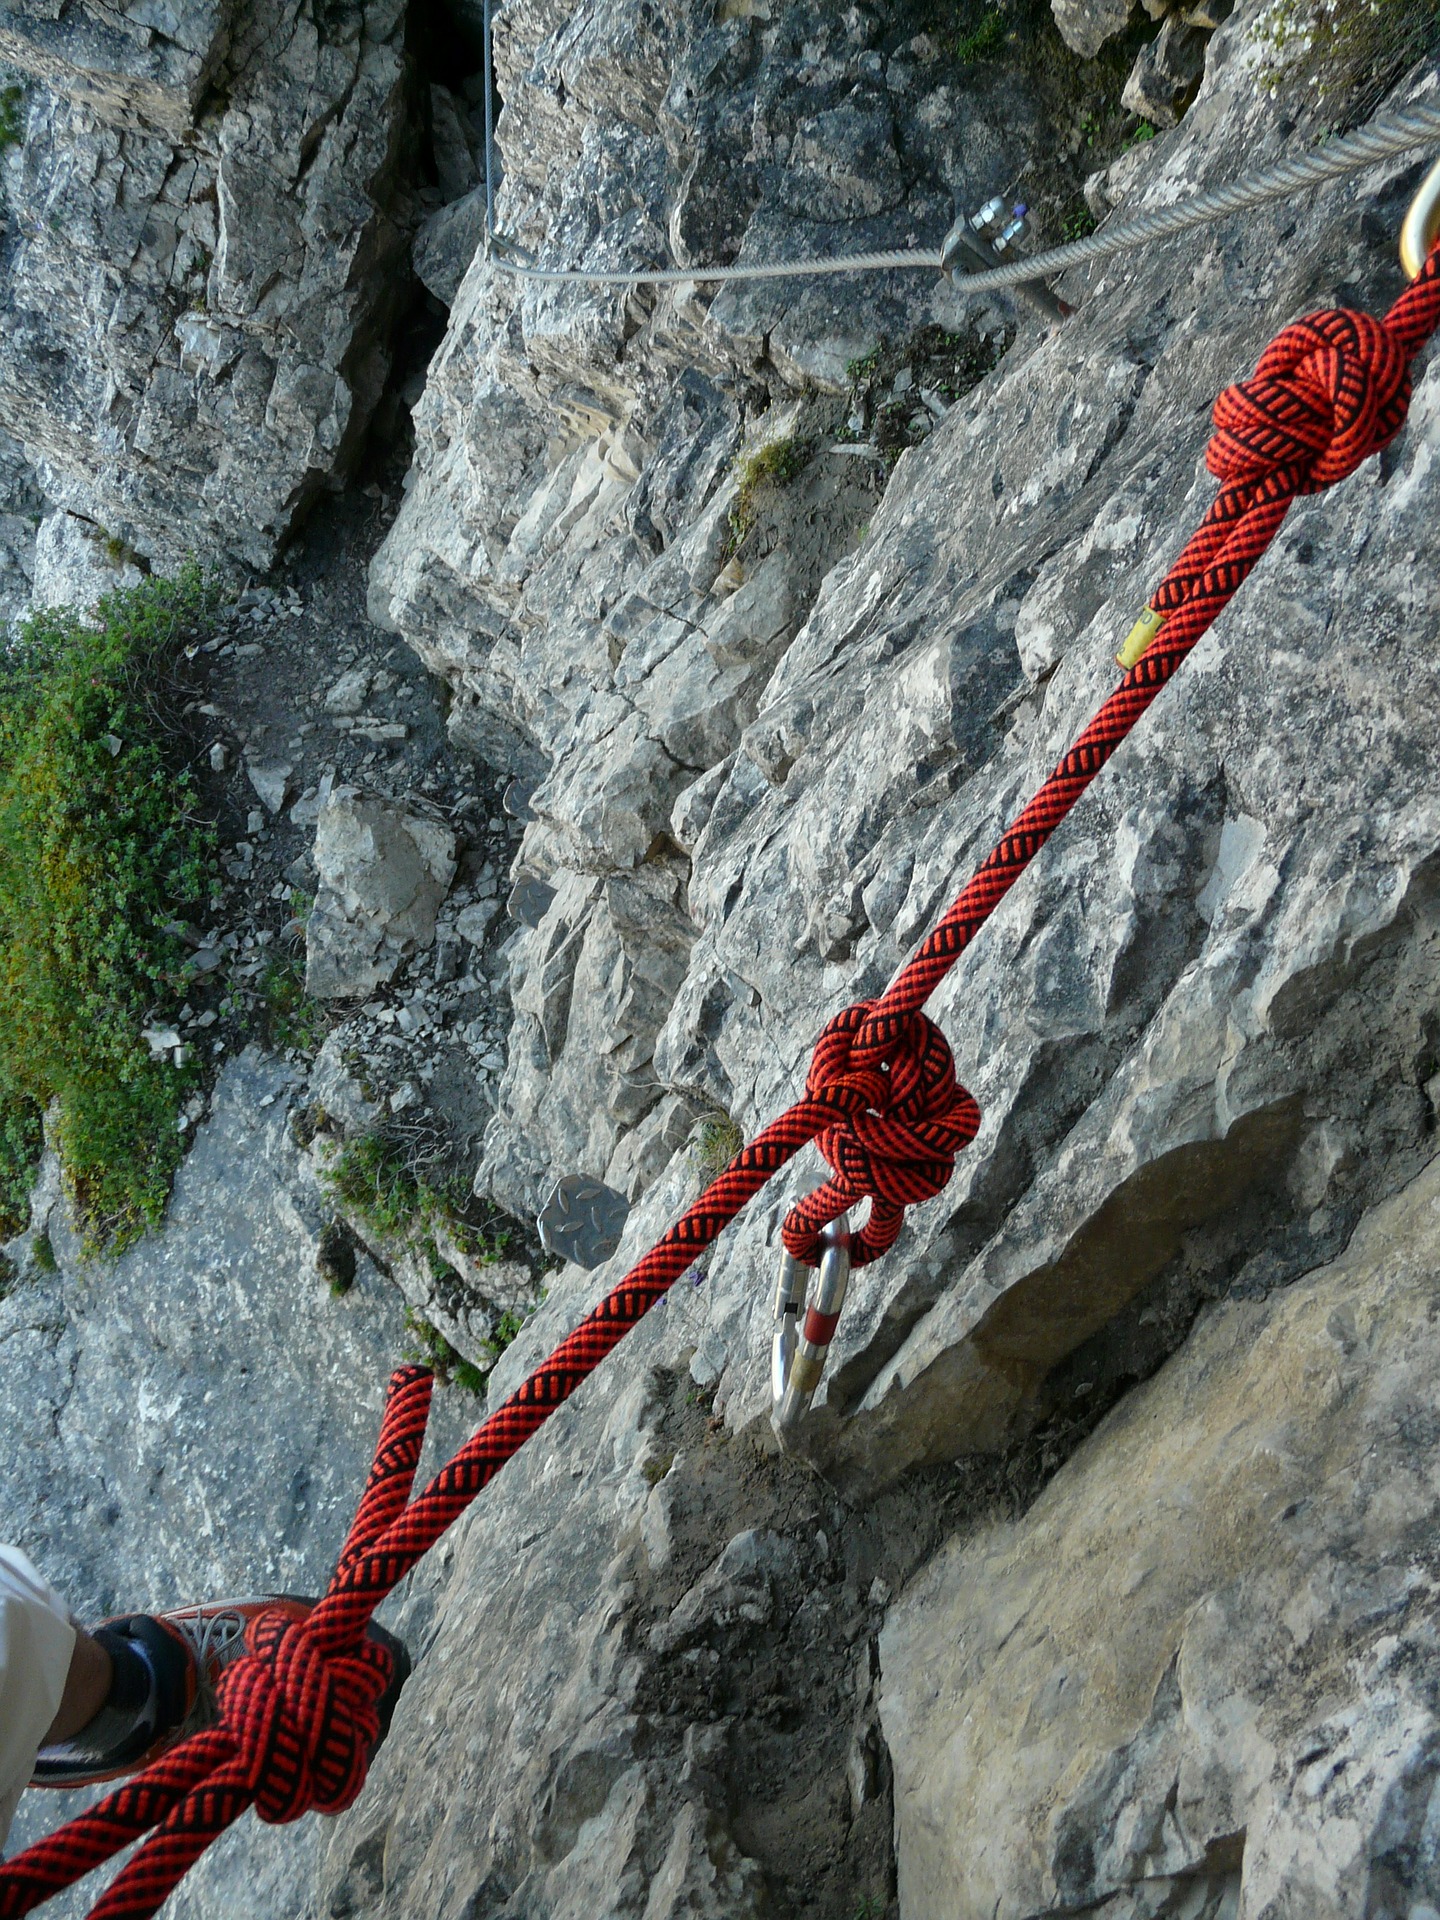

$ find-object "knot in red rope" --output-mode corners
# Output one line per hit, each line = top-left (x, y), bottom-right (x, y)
(217, 1608), (393, 1823)
(782, 1000), (981, 1268)
(1207, 306), (1413, 496)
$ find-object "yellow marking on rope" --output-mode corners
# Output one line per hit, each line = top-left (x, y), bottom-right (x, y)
(1116, 606), (1166, 670)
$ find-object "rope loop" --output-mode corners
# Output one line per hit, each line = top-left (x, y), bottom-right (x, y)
(782, 1000), (981, 1268)
(1208, 306), (1413, 495)
(217, 1607), (392, 1824)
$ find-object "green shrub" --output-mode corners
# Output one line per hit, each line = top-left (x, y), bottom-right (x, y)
(0, 87), (24, 155)
(953, 8), (1009, 59)
(402, 1307), (487, 1394)
(325, 1129), (512, 1260)
(0, 570), (220, 1248)
(692, 1111), (744, 1185)
(325, 1131), (432, 1236)
(728, 436), (815, 554)
(256, 949), (323, 1054)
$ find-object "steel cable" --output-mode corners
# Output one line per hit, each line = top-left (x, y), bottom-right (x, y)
(481, 96), (1440, 291)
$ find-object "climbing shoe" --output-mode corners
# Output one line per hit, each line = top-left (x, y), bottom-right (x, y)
(30, 1594), (411, 1789)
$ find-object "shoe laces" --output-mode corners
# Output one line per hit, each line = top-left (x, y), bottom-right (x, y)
(170, 1608), (249, 1730)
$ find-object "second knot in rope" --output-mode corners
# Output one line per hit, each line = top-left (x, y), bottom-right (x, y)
(216, 1607), (393, 1823)
(1207, 305), (1413, 496)
(783, 1000), (981, 1268)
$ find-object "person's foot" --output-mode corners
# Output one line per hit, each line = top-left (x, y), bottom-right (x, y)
(31, 1595), (410, 1789)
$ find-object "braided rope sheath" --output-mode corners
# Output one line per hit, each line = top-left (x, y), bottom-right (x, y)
(3, 245), (1437, 1920)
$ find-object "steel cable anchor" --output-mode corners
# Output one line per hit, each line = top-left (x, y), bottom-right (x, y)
(770, 1213), (852, 1440)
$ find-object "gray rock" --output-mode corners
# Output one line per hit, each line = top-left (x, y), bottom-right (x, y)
(455, 897), (501, 946)
(0, 427), (44, 630)
(246, 760), (294, 815)
(413, 187), (489, 307)
(650, 1528), (800, 1653)
(324, 666), (375, 716)
(430, 84), (479, 203)
(0, 1049), (472, 1913)
(880, 1152), (1440, 1920)
(29, 508), (142, 612)
(309, 1030), (384, 1135)
(507, 870), (557, 929)
(306, 789), (458, 999)
(1122, 16), (1211, 126)
(1051, 0), (1137, 56)
(0, 0), (416, 576)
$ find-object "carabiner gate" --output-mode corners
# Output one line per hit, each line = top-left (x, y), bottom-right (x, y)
(771, 1214), (852, 1441)
(1401, 154), (1440, 283)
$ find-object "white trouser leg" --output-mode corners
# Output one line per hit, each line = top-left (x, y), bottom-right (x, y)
(0, 1545), (75, 1853)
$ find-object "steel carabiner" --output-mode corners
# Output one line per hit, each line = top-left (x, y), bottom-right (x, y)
(1401, 154), (1440, 283)
(771, 1214), (852, 1440)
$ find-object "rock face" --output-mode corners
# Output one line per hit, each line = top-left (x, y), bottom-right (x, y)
(332, 0), (1440, 1911)
(7, 0), (1440, 1916)
(29, 509), (143, 611)
(306, 788), (458, 999)
(0, 1049), (472, 1916)
(0, 0), (416, 575)
(0, 427), (44, 626)
(879, 1151), (1440, 1920)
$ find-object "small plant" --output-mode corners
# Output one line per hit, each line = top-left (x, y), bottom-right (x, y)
(255, 950), (323, 1054)
(0, 87), (24, 155)
(0, 1095), (41, 1238)
(492, 1307), (525, 1346)
(641, 1450), (676, 1487)
(31, 1229), (56, 1274)
(692, 1112), (744, 1185)
(1251, 0), (1440, 110)
(1122, 118), (1158, 147)
(316, 1218), (355, 1296)
(952, 8), (1008, 60)
(325, 1129), (515, 1265)
(402, 1308), (486, 1394)
(1062, 200), (1098, 241)
(727, 436), (814, 554)
(0, 569), (221, 1248)
(324, 1131), (432, 1237)
(845, 345), (882, 384)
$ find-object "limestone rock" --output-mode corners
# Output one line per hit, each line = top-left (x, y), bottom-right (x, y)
(1122, 16), (1211, 126)
(1050, 0), (1137, 57)
(880, 1152), (1440, 1919)
(245, 760), (294, 815)
(0, 438), (41, 629)
(324, 666), (375, 716)
(29, 508), (142, 612)
(309, 1030), (384, 1135)
(306, 789), (457, 999)
(650, 1528), (800, 1654)
(413, 186), (488, 306)
(0, 0), (416, 575)
(0, 1050), (472, 1911)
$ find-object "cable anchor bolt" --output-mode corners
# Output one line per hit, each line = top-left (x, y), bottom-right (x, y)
(770, 1213), (852, 1442)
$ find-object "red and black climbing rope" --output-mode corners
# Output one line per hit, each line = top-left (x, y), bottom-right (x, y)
(3, 243), (1438, 1920)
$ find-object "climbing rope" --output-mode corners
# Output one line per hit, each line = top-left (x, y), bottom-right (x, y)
(2, 202), (1438, 1920)
(482, 97), (1440, 289)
